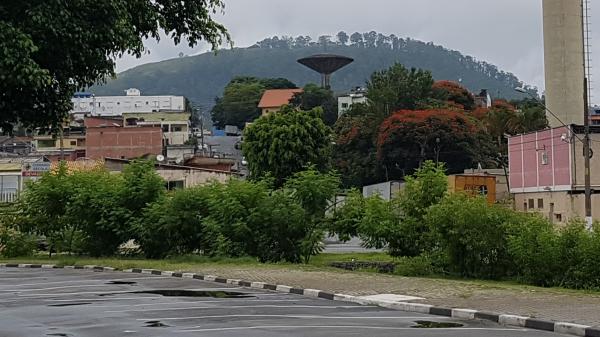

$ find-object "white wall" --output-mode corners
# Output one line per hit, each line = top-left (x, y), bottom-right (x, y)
(72, 91), (186, 116)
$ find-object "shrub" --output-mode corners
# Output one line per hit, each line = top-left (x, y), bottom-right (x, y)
(136, 186), (216, 259)
(393, 255), (438, 277)
(0, 225), (37, 257)
(426, 193), (516, 279)
(506, 216), (561, 286)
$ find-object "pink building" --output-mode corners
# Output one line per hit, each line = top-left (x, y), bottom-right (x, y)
(508, 125), (600, 223)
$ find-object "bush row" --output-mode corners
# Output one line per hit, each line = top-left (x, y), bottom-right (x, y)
(329, 162), (600, 290)
(1, 161), (339, 263)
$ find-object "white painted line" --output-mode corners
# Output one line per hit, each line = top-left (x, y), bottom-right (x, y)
(2, 276), (171, 288)
(250, 281), (265, 289)
(0, 284), (114, 293)
(44, 297), (162, 302)
(357, 294), (425, 302)
(89, 299), (316, 308)
(176, 325), (527, 333)
(452, 308), (478, 320)
(204, 275), (217, 282)
(105, 305), (376, 313)
(182, 273), (195, 279)
(137, 314), (437, 322)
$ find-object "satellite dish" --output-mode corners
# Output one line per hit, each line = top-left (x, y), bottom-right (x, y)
(156, 154), (165, 162)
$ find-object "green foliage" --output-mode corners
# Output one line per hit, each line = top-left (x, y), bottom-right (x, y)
(1, 1), (229, 131)
(291, 84), (338, 126)
(392, 255), (438, 277)
(243, 106), (332, 186)
(92, 35), (534, 111)
(120, 160), (166, 221)
(426, 194), (517, 279)
(0, 225), (37, 258)
(366, 63), (435, 114)
(136, 187), (216, 259)
(211, 76), (297, 129)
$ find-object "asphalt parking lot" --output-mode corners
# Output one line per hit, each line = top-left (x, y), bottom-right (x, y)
(0, 268), (567, 337)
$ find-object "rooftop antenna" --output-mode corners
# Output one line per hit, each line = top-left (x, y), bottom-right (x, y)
(297, 54), (354, 89)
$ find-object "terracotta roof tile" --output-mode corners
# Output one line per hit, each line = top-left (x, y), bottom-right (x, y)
(258, 89), (303, 109)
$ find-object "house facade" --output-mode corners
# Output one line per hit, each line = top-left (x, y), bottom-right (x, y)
(508, 125), (600, 223)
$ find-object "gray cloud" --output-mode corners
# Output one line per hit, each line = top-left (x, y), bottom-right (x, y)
(115, 0), (600, 103)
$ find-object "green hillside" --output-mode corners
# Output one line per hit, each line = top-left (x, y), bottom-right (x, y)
(91, 33), (535, 108)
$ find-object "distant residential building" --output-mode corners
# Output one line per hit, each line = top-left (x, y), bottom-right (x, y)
(0, 157), (48, 203)
(590, 106), (600, 126)
(104, 158), (236, 190)
(338, 87), (367, 116)
(72, 88), (186, 117)
(123, 111), (191, 145)
(0, 136), (33, 156)
(474, 89), (492, 108)
(166, 145), (195, 165)
(463, 168), (510, 202)
(258, 89), (302, 116)
(508, 125), (600, 224)
(362, 181), (404, 201)
(86, 125), (163, 160)
(448, 174), (497, 204)
(32, 127), (86, 162)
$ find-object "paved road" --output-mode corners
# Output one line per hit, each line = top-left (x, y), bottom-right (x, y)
(0, 268), (565, 337)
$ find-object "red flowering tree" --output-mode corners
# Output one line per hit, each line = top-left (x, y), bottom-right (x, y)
(377, 109), (480, 179)
(431, 80), (476, 111)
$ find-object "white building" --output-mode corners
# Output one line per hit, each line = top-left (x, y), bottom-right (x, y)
(338, 88), (368, 116)
(72, 88), (186, 117)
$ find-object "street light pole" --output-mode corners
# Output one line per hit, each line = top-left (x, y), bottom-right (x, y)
(583, 78), (592, 228)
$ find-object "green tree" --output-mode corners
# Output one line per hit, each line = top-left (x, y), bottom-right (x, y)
(336, 31), (349, 45)
(366, 63), (434, 114)
(211, 76), (297, 129)
(242, 106), (332, 186)
(291, 83), (339, 126)
(0, 1), (229, 132)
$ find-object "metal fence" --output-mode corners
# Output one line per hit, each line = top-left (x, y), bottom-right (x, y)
(0, 192), (18, 203)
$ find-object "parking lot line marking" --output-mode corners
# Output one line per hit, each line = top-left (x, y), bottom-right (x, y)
(177, 325), (527, 333)
(104, 305), (375, 313)
(136, 314), (437, 322)
(88, 299), (315, 308)
(0, 276), (172, 288)
(0, 284), (115, 293)
(44, 297), (163, 302)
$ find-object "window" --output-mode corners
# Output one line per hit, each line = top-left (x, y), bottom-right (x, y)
(341, 103), (349, 108)
(0, 175), (19, 194)
(555, 213), (563, 222)
(70, 140), (77, 146)
(524, 202), (528, 211)
(537, 198), (544, 209)
(37, 139), (55, 148)
(172, 126), (183, 132)
(165, 180), (184, 190)
(528, 199), (534, 209)
(162, 125), (169, 133)
(541, 152), (548, 165)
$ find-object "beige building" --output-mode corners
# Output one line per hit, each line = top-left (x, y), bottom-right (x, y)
(123, 111), (191, 145)
(258, 89), (303, 116)
(542, 0), (586, 127)
(104, 158), (235, 190)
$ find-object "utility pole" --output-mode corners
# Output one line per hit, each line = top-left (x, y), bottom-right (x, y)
(584, 78), (592, 228)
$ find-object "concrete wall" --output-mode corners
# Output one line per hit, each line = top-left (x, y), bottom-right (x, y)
(543, 0), (585, 127)
(157, 168), (231, 188)
(515, 191), (600, 224)
(570, 132), (600, 188)
(508, 126), (572, 193)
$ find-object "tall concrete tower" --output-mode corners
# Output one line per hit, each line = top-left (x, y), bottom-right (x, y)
(543, 0), (586, 127)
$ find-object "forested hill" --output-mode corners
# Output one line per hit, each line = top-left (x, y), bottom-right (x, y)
(91, 32), (535, 106)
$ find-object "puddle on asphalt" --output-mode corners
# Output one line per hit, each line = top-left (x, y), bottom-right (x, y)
(48, 302), (92, 307)
(106, 280), (137, 285)
(412, 321), (464, 328)
(46, 334), (70, 337)
(131, 290), (255, 298)
(145, 321), (170, 328)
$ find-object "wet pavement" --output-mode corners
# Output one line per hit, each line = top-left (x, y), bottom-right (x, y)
(0, 268), (568, 337)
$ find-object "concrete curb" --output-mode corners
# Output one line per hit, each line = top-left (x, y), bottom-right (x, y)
(2, 263), (598, 337)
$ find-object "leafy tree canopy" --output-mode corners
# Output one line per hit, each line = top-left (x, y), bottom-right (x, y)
(211, 76), (297, 129)
(242, 106), (332, 186)
(0, 0), (229, 132)
(290, 84), (338, 126)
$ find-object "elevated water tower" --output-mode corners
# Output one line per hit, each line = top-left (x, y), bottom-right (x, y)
(297, 54), (354, 89)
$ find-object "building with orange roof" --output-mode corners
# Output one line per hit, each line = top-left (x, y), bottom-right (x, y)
(258, 89), (302, 116)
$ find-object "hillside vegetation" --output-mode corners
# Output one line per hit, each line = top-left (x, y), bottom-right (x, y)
(91, 32), (535, 108)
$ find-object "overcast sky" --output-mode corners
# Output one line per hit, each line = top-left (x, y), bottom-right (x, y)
(115, 0), (599, 102)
